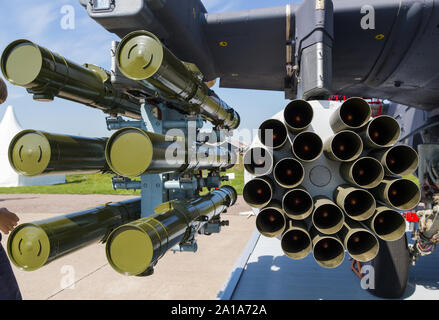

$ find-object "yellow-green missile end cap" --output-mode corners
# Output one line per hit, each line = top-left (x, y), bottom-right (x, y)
(9, 130), (51, 176)
(116, 30), (164, 80)
(7, 224), (50, 271)
(1, 40), (42, 86)
(106, 128), (153, 177)
(106, 227), (153, 276)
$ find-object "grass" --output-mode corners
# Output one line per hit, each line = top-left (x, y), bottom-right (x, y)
(222, 157), (245, 195)
(0, 165), (245, 196)
(0, 167), (419, 197)
(0, 174), (141, 195)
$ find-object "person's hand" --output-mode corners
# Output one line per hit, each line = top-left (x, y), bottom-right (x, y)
(0, 208), (19, 235)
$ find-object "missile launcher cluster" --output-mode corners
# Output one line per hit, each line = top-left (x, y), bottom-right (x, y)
(244, 98), (420, 268)
(1, 31), (240, 275)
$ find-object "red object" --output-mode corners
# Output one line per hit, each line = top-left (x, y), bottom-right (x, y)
(404, 212), (420, 223)
(349, 258), (363, 279)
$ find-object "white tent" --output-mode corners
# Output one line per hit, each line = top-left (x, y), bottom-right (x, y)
(0, 105), (66, 187)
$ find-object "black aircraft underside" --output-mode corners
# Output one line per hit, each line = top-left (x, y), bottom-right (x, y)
(82, 0), (439, 111)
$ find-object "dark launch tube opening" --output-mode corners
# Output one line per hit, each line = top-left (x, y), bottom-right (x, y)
(332, 132), (362, 161)
(283, 190), (313, 217)
(274, 159), (304, 188)
(282, 230), (311, 254)
(313, 204), (343, 231)
(386, 146), (418, 175)
(314, 238), (344, 262)
(244, 147), (273, 176)
(388, 180), (420, 210)
(243, 179), (272, 207)
(293, 132), (323, 161)
(373, 210), (406, 240)
(284, 100), (313, 131)
(256, 209), (285, 234)
(368, 117), (400, 147)
(346, 231), (377, 256)
(344, 190), (375, 218)
(340, 98), (371, 128)
(352, 158), (383, 187)
(259, 119), (288, 149)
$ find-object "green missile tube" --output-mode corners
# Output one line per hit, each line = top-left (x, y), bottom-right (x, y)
(282, 187), (314, 220)
(243, 146), (274, 177)
(281, 220), (312, 260)
(323, 131), (363, 162)
(8, 129), (109, 176)
(105, 186), (237, 276)
(258, 119), (289, 149)
(105, 127), (236, 177)
(337, 217), (380, 262)
(256, 201), (286, 238)
(329, 97), (371, 133)
(340, 157), (385, 189)
(310, 227), (345, 269)
(283, 99), (314, 133)
(243, 176), (274, 209)
(1, 40), (141, 119)
(7, 198), (142, 271)
(312, 196), (345, 235)
(115, 30), (240, 130)
(333, 185), (376, 221)
(364, 206), (406, 242)
(369, 145), (419, 176)
(359, 116), (401, 149)
(371, 178), (421, 211)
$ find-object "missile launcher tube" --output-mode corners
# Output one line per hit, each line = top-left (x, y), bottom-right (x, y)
(105, 186), (237, 276)
(105, 127), (236, 177)
(0, 40), (141, 119)
(8, 129), (109, 176)
(7, 198), (142, 271)
(115, 31), (240, 130)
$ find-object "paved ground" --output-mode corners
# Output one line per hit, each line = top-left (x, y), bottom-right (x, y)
(0, 194), (255, 300)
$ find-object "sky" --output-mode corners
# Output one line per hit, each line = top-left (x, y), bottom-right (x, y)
(0, 0), (298, 138)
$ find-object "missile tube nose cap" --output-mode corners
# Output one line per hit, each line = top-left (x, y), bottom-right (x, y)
(116, 30), (164, 81)
(7, 224), (51, 271)
(106, 225), (154, 276)
(1, 39), (43, 86)
(105, 128), (154, 178)
(8, 130), (51, 176)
